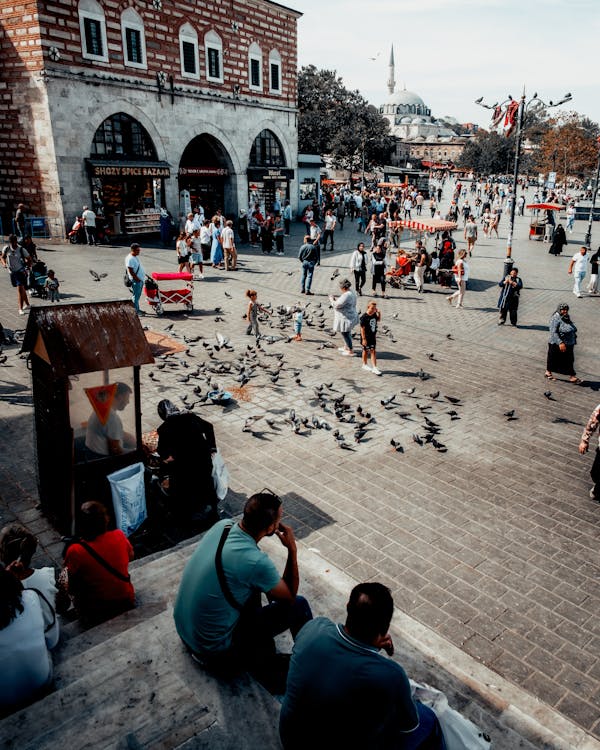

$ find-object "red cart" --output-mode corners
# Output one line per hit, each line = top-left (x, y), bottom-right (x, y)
(144, 272), (193, 315)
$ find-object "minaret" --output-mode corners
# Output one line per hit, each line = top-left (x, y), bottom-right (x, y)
(387, 45), (395, 95)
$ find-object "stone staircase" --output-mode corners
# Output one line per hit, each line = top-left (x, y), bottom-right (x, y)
(1, 528), (598, 749)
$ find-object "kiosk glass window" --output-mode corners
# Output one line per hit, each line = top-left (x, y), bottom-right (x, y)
(69, 369), (136, 462)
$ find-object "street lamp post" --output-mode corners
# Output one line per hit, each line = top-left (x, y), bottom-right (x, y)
(584, 145), (600, 248)
(475, 90), (572, 265)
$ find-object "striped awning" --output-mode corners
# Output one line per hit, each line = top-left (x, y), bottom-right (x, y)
(389, 218), (457, 233)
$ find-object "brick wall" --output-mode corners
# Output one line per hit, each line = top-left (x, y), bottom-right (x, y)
(37, 0), (299, 102)
(0, 0), (46, 231)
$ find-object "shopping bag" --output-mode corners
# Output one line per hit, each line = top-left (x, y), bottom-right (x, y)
(107, 462), (147, 536)
(410, 680), (492, 750)
(211, 451), (229, 501)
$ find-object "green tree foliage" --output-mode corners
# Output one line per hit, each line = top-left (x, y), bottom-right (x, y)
(298, 65), (394, 171)
(457, 131), (514, 174)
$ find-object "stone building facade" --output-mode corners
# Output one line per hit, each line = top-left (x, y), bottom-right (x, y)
(0, 0), (301, 237)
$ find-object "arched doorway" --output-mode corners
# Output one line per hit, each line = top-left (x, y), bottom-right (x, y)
(247, 129), (293, 214)
(86, 112), (171, 235)
(178, 134), (234, 219)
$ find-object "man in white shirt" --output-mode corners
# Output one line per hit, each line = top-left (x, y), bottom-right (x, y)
(82, 205), (97, 246)
(184, 213), (195, 235)
(125, 242), (145, 313)
(568, 246), (589, 298)
(221, 220), (237, 271)
(321, 209), (336, 251)
(192, 207), (204, 232)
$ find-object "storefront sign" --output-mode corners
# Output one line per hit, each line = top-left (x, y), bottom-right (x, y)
(88, 160), (171, 177)
(179, 167), (229, 177)
(247, 168), (294, 182)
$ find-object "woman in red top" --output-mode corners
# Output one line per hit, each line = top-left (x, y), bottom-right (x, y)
(64, 501), (135, 626)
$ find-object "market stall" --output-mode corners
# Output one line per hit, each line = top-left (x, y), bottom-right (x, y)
(526, 203), (563, 241)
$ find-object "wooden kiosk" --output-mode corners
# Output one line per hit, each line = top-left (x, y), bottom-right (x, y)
(21, 301), (154, 534)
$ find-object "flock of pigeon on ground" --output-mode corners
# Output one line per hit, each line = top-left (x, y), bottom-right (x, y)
(141, 287), (473, 456)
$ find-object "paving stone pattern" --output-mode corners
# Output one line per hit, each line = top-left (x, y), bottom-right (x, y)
(1, 188), (599, 742)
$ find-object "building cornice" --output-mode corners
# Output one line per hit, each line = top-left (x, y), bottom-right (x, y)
(39, 67), (298, 115)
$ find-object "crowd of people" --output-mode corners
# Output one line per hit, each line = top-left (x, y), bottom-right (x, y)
(2, 175), (598, 745)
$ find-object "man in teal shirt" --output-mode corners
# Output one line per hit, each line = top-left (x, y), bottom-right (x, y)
(280, 583), (446, 749)
(174, 490), (312, 692)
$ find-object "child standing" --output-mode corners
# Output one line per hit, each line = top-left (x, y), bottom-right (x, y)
(44, 269), (60, 301)
(293, 306), (303, 341)
(360, 300), (381, 375)
(245, 289), (271, 341)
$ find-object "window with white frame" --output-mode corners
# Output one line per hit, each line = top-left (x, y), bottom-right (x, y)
(121, 8), (147, 69)
(248, 42), (262, 91)
(78, 0), (108, 63)
(179, 23), (199, 79)
(204, 30), (223, 83)
(269, 49), (281, 94)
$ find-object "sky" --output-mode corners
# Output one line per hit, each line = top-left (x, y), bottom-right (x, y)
(294, 0), (600, 128)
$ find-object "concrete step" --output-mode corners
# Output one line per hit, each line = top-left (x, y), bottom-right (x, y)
(2, 607), (282, 749)
(2, 526), (599, 750)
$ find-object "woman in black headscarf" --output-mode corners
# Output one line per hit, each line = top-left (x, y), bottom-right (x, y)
(549, 224), (567, 255)
(545, 303), (581, 383)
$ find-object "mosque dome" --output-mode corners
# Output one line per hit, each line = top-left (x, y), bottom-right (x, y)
(400, 116), (412, 124)
(412, 117), (425, 124)
(386, 89), (426, 108)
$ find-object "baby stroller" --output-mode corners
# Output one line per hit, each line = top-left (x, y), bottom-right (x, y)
(29, 259), (49, 298)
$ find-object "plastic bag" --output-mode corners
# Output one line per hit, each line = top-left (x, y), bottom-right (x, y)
(410, 680), (492, 750)
(211, 451), (229, 500)
(107, 462), (147, 536)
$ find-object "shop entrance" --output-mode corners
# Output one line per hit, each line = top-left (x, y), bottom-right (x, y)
(87, 112), (170, 235)
(178, 135), (234, 219)
(246, 129), (293, 215)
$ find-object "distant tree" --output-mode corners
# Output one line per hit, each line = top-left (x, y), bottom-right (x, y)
(457, 131), (513, 175)
(537, 113), (599, 179)
(298, 65), (394, 174)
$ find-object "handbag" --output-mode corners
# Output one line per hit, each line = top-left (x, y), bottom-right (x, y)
(123, 271), (133, 288)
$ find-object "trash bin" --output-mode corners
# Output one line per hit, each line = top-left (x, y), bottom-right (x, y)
(113, 211), (122, 235)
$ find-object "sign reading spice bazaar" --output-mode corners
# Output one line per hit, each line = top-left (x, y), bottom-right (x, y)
(86, 160), (171, 178)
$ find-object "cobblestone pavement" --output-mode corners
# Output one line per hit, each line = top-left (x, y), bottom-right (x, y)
(1, 190), (599, 743)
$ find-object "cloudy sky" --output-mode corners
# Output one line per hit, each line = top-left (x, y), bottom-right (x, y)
(294, 0), (599, 128)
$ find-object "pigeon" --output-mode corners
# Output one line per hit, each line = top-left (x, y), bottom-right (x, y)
(432, 439), (447, 452)
(224, 291), (232, 298)
(544, 391), (555, 400)
(390, 438), (404, 452)
(412, 434), (424, 445)
(164, 324), (174, 332)
(215, 316), (225, 322)
(444, 395), (461, 404)
(330, 268), (340, 281)
(428, 391), (440, 400)
(89, 269), (107, 281)
(426, 353), (437, 361)
(424, 417), (439, 428)
(400, 387), (416, 396)
(446, 410), (460, 420)
(503, 409), (515, 418)
(415, 403), (432, 412)
(417, 369), (430, 381)
(380, 395), (397, 407)
(266, 418), (279, 429)
(446, 334), (454, 340)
